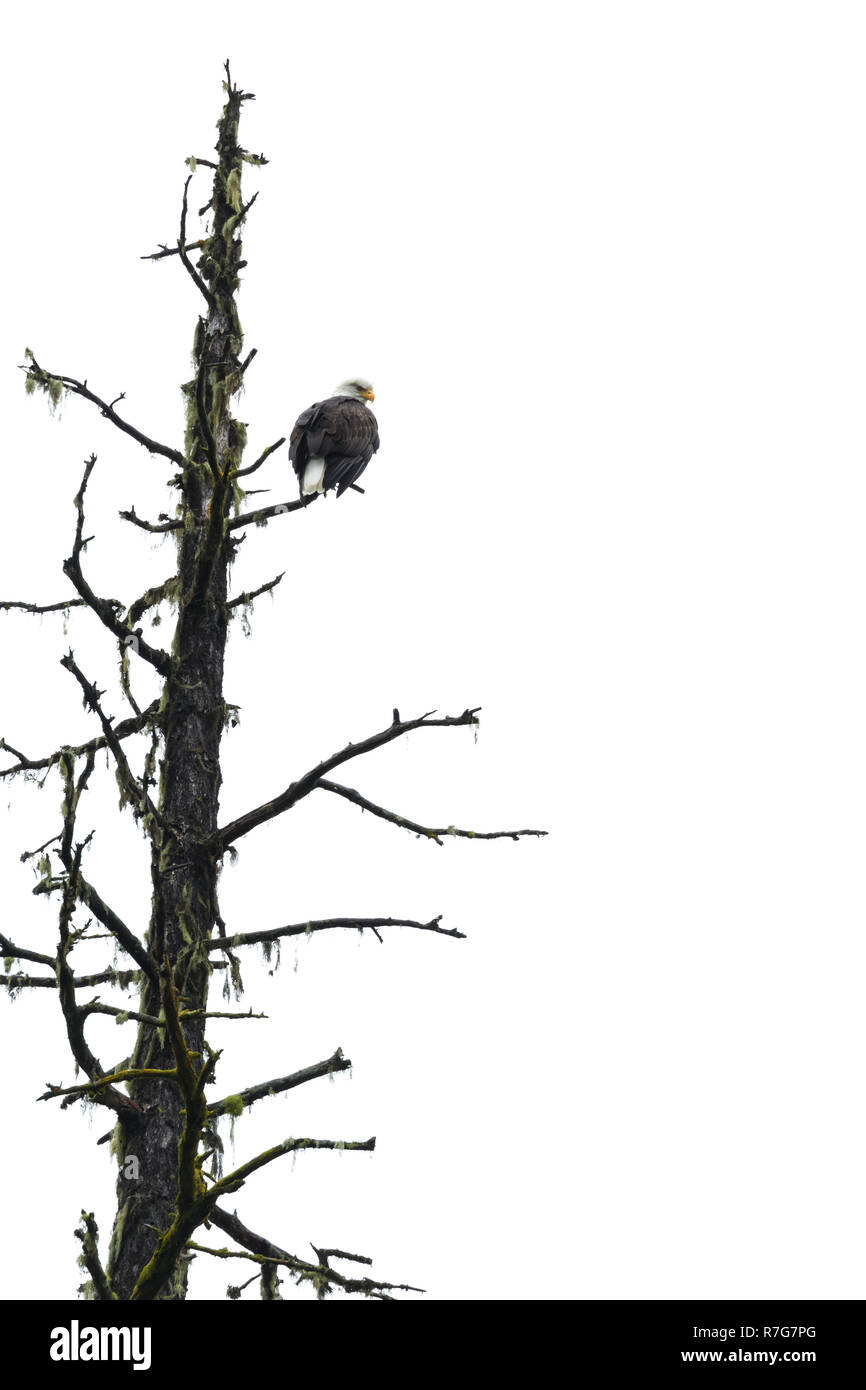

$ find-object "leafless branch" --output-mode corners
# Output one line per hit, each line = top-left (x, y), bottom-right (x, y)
(208, 915), (466, 951)
(78, 1000), (162, 1026)
(317, 778), (549, 846)
(59, 653), (163, 830)
(187, 1241), (281, 1265)
(0, 701), (159, 779)
(21, 832), (63, 861)
(227, 572), (284, 610)
(1, 968), (142, 992)
(207, 1048), (351, 1118)
(225, 481), (362, 529)
(39, 1065), (176, 1106)
(208, 1207), (422, 1300)
(213, 707), (482, 850)
(179, 177), (215, 307)
(227, 496), (316, 530)
(32, 872), (153, 973)
(75, 875), (156, 982)
(118, 507), (180, 534)
(312, 1245), (373, 1268)
(127, 577), (175, 627)
(0, 597), (86, 615)
(233, 436), (285, 480)
(78, 1001), (266, 1026)
(0, 932), (56, 970)
(2, 962), (227, 994)
(50, 756), (144, 1122)
(212, 1134), (376, 1201)
(22, 353), (186, 467)
(74, 1213), (117, 1300)
(141, 239), (205, 262)
(62, 457), (172, 677)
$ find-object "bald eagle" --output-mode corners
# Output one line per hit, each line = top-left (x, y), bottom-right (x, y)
(289, 379), (379, 500)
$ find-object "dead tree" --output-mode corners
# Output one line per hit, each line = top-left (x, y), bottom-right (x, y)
(0, 65), (544, 1302)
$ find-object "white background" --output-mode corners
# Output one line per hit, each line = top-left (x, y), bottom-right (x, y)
(2, 0), (865, 1301)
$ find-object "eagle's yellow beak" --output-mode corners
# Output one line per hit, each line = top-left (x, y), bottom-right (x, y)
(361, 387), (375, 402)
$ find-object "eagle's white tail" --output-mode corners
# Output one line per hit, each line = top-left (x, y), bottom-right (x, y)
(302, 458), (326, 495)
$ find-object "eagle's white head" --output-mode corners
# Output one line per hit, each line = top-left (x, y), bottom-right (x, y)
(334, 378), (375, 403)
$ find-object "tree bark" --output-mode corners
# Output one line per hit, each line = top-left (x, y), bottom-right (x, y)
(106, 76), (249, 1301)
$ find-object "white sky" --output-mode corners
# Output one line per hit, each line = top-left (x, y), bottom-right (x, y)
(2, 0), (865, 1301)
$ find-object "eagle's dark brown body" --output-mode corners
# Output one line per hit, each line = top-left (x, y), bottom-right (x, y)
(289, 395), (379, 498)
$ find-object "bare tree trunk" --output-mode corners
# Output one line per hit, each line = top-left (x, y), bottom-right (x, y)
(106, 75), (247, 1301)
